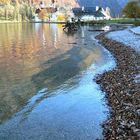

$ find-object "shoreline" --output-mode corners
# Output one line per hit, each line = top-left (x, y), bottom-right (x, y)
(0, 19), (135, 25)
(95, 29), (140, 139)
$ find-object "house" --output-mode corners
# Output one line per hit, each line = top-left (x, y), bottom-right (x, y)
(72, 6), (111, 21)
(35, 5), (74, 22)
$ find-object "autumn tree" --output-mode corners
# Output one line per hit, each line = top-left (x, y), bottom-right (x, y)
(123, 1), (140, 19)
(0, 0), (10, 4)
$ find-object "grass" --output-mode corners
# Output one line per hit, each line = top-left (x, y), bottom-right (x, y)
(78, 18), (140, 26)
(105, 18), (140, 24)
(0, 17), (140, 26)
(82, 18), (140, 26)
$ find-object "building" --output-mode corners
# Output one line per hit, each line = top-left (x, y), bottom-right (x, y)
(72, 6), (111, 21)
(34, 0), (75, 22)
(34, 0), (111, 23)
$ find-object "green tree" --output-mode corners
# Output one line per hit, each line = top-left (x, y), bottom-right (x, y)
(123, 1), (140, 19)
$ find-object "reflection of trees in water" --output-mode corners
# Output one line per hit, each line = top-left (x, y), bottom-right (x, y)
(21, 46), (103, 121)
(0, 23), (76, 123)
(32, 49), (80, 90)
(0, 24), (39, 123)
(31, 46), (102, 91)
(0, 24), (103, 124)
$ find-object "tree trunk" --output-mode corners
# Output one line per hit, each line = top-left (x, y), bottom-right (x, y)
(5, 6), (8, 20)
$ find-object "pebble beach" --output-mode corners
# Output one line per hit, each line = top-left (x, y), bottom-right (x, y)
(96, 27), (140, 139)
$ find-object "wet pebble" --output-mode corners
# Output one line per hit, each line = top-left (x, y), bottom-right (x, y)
(95, 29), (140, 140)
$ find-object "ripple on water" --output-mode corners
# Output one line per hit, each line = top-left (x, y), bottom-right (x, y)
(0, 24), (115, 140)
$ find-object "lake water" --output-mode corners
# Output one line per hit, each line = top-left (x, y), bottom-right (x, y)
(0, 23), (115, 140)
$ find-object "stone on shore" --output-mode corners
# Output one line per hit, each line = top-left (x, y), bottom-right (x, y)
(95, 28), (140, 139)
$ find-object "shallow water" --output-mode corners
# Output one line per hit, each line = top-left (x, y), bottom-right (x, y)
(0, 24), (115, 140)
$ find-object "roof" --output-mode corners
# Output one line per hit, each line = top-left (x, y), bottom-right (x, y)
(72, 7), (105, 17)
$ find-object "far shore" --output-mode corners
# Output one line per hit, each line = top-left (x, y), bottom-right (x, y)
(0, 18), (140, 25)
(0, 20), (29, 24)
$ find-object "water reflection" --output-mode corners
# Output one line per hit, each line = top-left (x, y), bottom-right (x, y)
(0, 23), (77, 123)
(0, 23), (115, 140)
(32, 46), (103, 90)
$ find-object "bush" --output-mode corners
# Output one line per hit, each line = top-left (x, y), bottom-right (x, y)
(0, 1), (35, 21)
(0, 7), (5, 17)
(123, 1), (140, 19)
(133, 21), (140, 26)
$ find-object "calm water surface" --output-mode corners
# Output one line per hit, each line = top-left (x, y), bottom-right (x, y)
(0, 23), (115, 140)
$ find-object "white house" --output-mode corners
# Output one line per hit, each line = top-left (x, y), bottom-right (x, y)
(72, 6), (111, 22)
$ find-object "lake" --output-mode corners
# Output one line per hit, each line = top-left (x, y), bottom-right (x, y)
(0, 23), (115, 140)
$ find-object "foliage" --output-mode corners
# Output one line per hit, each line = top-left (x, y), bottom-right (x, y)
(57, 14), (65, 21)
(0, 7), (5, 17)
(38, 9), (50, 20)
(123, 1), (140, 19)
(133, 21), (140, 26)
(105, 18), (140, 24)
(20, 2), (34, 21)
(0, 0), (35, 21)
(0, 0), (10, 4)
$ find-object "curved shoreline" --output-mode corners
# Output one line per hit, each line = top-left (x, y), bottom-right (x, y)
(95, 30), (140, 139)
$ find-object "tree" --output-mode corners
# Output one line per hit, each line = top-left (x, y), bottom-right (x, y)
(0, 0), (37, 21)
(0, 0), (10, 4)
(123, 1), (140, 19)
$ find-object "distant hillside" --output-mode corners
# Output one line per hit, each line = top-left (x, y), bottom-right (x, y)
(35, 0), (129, 17)
(77, 0), (129, 17)
(34, 0), (79, 7)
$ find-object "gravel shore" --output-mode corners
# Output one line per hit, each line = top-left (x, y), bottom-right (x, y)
(95, 30), (140, 140)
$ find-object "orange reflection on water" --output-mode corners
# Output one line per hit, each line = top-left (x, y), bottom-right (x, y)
(0, 23), (76, 123)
